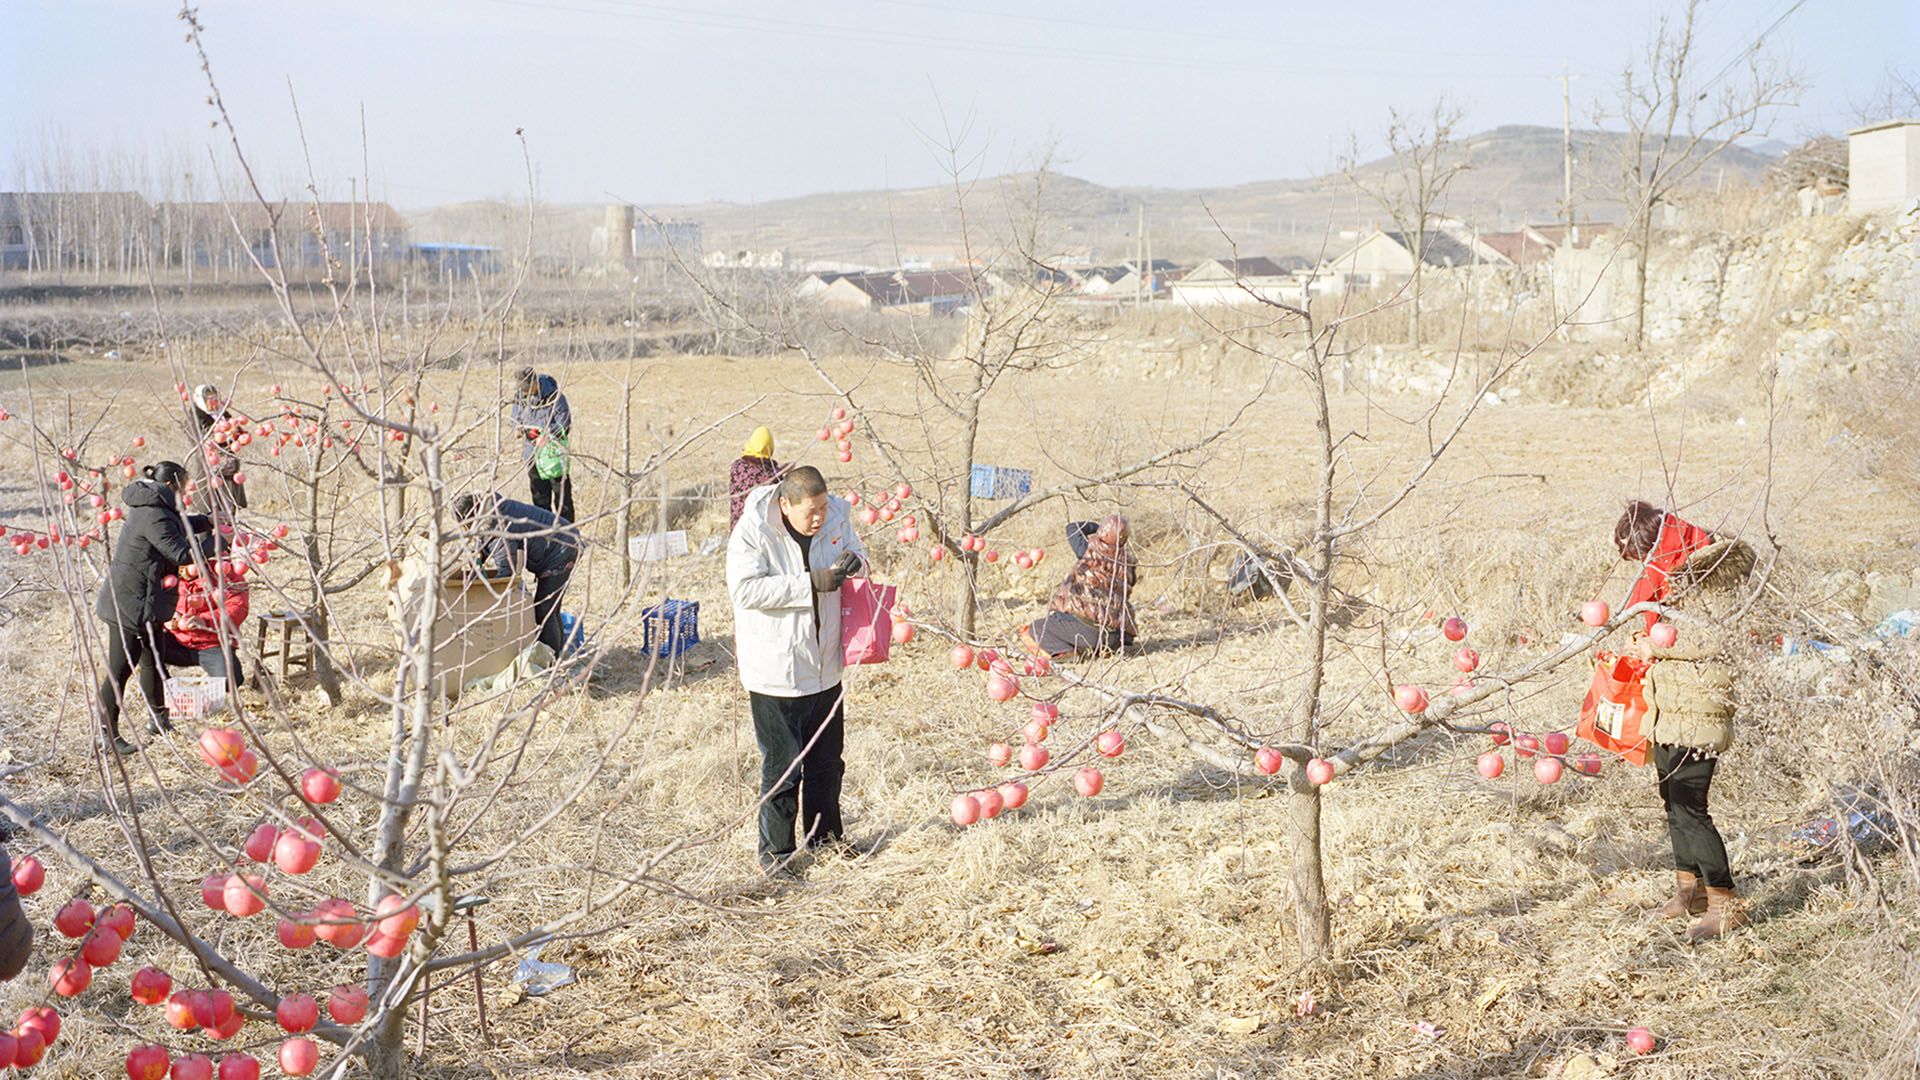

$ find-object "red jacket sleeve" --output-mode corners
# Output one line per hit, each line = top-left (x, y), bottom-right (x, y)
(1625, 514), (1715, 631)
(223, 583), (250, 629)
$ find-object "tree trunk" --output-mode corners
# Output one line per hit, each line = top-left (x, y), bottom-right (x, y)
(361, 445), (447, 1078)
(1630, 215), (1653, 350)
(955, 371), (985, 637)
(303, 465), (343, 705)
(362, 1008), (409, 1080)
(1408, 229), (1423, 346)
(617, 359), (634, 590)
(1288, 344), (1337, 962)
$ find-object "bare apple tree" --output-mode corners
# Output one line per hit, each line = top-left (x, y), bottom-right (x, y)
(0, 12), (775, 1080)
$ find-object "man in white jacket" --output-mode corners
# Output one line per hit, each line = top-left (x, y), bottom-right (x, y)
(727, 466), (868, 877)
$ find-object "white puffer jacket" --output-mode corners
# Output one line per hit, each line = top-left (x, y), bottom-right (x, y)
(726, 485), (868, 697)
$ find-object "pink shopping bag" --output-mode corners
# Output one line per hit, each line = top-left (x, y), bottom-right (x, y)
(839, 578), (897, 666)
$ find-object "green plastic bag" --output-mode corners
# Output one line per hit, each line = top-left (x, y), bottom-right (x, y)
(533, 433), (569, 479)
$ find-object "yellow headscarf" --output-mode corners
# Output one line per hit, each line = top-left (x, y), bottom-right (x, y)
(742, 426), (774, 459)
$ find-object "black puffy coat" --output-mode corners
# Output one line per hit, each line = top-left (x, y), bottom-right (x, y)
(95, 480), (208, 627)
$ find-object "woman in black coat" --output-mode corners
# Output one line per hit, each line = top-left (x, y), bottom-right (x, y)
(95, 461), (211, 754)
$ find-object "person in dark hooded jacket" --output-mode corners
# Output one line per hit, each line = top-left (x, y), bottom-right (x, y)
(96, 461), (213, 754)
(454, 491), (582, 657)
(509, 368), (574, 523)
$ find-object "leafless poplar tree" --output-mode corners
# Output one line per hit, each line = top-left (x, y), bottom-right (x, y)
(1606, 0), (1799, 349)
(1340, 98), (1471, 346)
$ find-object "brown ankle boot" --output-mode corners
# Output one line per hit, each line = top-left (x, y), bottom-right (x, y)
(1685, 886), (1748, 941)
(1648, 871), (1707, 919)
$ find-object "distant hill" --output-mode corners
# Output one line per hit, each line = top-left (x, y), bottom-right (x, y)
(406, 125), (1778, 269)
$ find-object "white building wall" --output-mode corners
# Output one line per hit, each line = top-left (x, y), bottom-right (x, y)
(1849, 120), (1920, 213)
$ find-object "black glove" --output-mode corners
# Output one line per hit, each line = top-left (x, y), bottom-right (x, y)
(811, 552), (864, 593)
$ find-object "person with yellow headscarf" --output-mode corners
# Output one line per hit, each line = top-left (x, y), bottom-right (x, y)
(730, 426), (788, 528)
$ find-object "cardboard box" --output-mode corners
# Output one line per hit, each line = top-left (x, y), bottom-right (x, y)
(387, 556), (535, 698)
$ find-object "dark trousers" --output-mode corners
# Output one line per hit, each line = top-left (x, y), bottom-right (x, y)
(1655, 742), (1733, 890)
(533, 567), (573, 656)
(159, 638), (244, 696)
(1029, 610), (1130, 658)
(750, 686), (846, 865)
(98, 621), (169, 739)
(528, 467), (575, 524)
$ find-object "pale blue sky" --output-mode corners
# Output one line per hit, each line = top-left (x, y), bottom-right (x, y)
(2, 0), (1913, 208)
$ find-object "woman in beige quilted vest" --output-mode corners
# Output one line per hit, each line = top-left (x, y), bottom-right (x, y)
(1625, 532), (1755, 942)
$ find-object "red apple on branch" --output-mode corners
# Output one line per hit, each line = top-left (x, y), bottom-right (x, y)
(50, 957), (91, 996)
(11, 1027), (44, 1067)
(126, 1044), (171, 1080)
(242, 824), (278, 862)
(130, 966), (173, 1005)
(54, 898), (95, 938)
(275, 993), (318, 1034)
(5, 860), (37, 902)
(1073, 767), (1103, 796)
(974, 787), (1004, 819)
(278, 1038), (318, 1077)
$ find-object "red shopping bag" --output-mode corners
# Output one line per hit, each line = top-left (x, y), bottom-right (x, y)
(1577, 651), (1651, 765)
(839, 578), (897, 666)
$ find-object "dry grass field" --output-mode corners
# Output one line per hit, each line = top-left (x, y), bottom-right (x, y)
(0, 328), (1914, 1079)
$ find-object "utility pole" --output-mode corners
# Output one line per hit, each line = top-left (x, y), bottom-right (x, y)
(1144, 211), (1153, 302)
(1558, 69), (1582, 245)
(1135, 202), (1145, 307)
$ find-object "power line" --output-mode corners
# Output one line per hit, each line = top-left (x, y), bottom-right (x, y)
(1694, 0), (1807, 95)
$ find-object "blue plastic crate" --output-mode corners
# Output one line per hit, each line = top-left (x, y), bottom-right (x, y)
(641, 599), (700, 658)
(969, 464), (1033, 500)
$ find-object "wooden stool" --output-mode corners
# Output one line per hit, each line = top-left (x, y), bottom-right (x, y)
(253, 610), (316, 687)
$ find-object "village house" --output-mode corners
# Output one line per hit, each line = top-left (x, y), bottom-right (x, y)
(1168, 255), (1308, 308)
(1313, 225), (1510, 295)
(795, 268), (988, 314)
(1478, 221), (1616, 271)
